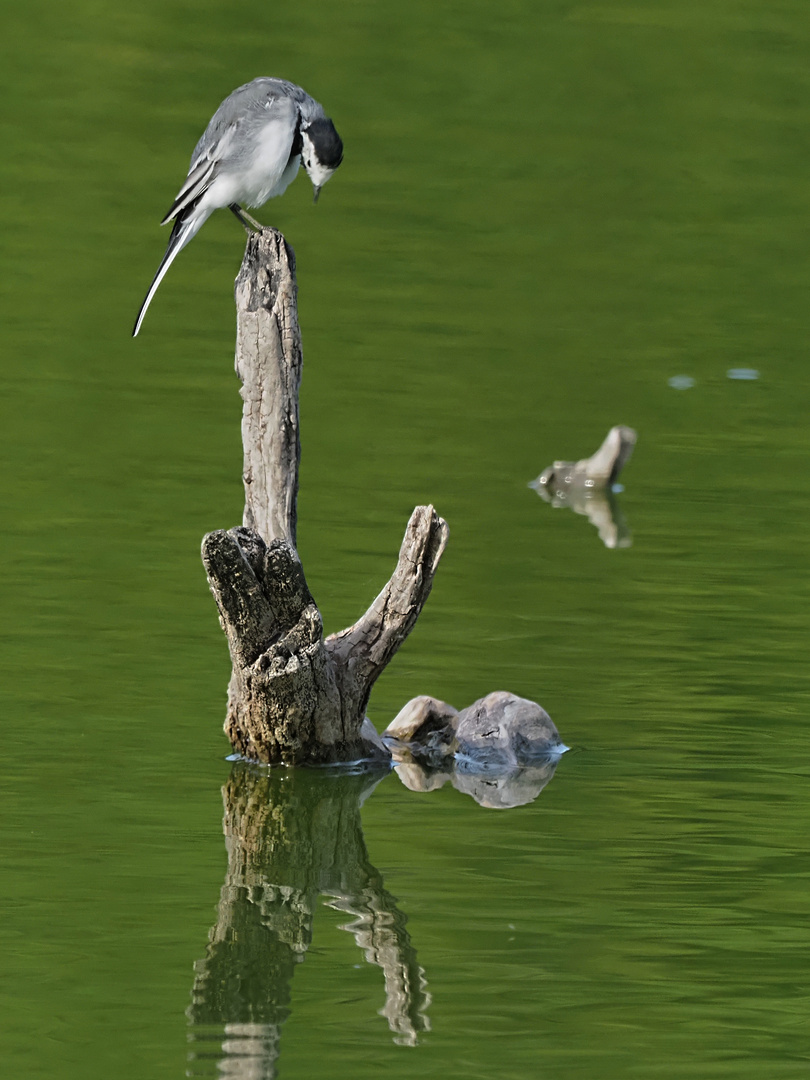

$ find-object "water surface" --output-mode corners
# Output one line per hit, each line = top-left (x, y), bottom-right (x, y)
(2, 1), (809, 1076)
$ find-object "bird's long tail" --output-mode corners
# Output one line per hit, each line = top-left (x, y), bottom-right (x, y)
(132, 212), (208, 337)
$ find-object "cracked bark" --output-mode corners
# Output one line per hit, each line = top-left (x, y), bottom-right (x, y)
(202, 229), (448, 765)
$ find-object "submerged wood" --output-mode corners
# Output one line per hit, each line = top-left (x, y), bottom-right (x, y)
(202, 229), (448, 764)
(532, 424), (637, 495)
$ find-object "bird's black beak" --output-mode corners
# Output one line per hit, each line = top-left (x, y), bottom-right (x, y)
(312, 185), (322, 205)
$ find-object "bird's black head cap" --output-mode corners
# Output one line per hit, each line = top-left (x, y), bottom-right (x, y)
(308, 117), (344, 169)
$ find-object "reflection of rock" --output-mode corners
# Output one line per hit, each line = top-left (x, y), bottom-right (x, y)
(530, 426), (636, 549)
(187, 764), (430, 1077)
(394, 757), (561, 810)
(382, 692), (567, 809)
(454, 758), (560, 809)
(394, 762), (453, 793)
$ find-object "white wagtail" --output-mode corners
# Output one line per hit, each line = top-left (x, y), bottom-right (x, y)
(132, 78), (343, 336)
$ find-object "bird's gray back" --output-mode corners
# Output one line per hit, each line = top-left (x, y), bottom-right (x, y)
(190, 78), (325, 170)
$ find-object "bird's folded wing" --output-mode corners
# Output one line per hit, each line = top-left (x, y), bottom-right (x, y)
(160, 148), (224, 225)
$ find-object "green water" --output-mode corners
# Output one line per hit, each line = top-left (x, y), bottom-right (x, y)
(3, 0), (810, 1076)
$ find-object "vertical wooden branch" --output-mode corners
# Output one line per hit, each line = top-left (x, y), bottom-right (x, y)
(235, 231), (301, 547)
(202, 229), (448, 765)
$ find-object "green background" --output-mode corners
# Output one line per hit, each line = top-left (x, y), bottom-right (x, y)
(2, 1), (809, 1076)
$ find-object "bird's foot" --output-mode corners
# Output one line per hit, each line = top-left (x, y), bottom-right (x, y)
(229, 204), (265, 233)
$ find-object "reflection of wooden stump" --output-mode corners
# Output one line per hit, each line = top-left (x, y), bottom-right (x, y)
(202, 231), (448, 764)
(187, 765), (430, 1076)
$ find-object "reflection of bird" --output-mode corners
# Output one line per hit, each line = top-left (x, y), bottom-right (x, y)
(133, 78), (344, 336)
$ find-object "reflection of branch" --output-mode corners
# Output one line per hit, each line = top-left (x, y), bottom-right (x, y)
(187, 764), (429, 1077)
(328, 881), (431, 1045)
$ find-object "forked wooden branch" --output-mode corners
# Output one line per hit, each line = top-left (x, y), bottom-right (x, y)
(202, 229), (448, 764)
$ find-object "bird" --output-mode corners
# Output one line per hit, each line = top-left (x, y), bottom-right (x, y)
(132, 78), (344, 336)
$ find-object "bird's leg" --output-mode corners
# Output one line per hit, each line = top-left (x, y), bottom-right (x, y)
(229, 204), (265, 233)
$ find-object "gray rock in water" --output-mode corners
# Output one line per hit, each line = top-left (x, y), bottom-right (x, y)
(382, 695), (460, 765)
(382, 691), (566, 771)
(383, 695), (459, 742)
(454, 691), (565, 768)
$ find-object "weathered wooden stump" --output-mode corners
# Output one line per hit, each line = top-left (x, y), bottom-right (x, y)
(202, 230), (448, 764)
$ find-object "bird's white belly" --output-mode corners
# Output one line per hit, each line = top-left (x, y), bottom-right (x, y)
(249, 153), (301, 207)
(238, 119), (302, 206)
(200, 159), (300, 216)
